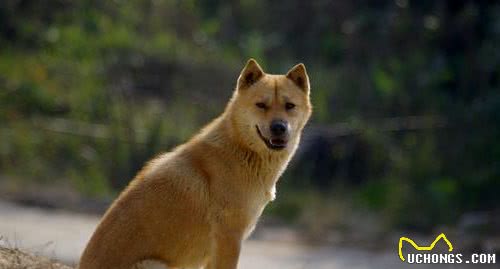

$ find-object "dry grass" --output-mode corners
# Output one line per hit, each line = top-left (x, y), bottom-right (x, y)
(0, 246), (73, 269)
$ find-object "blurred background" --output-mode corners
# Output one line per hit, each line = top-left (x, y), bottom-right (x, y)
(0, 0), (499, 268)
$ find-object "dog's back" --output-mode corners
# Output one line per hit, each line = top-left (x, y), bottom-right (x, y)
(79, 150), (212, 268)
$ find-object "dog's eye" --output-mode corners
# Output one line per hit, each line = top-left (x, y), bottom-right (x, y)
(285, 102), (296, 110)
(256, 102), (267, 109)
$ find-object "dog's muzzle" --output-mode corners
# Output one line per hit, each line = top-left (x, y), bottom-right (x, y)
(256, 120), (289, 150)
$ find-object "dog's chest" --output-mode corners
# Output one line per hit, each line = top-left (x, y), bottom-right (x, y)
(240, 175), (278, 228)
(239, 184), (274, 237)
(215, 153), (287, 236)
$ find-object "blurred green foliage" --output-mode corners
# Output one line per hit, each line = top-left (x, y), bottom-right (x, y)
(0, 0), (499, 232)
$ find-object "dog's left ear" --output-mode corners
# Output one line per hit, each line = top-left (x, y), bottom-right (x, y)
(286, 63), (310, 93)
(237, 58), (264, 90)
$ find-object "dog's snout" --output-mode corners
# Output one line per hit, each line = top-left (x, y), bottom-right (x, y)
(270, 120), (288, 136)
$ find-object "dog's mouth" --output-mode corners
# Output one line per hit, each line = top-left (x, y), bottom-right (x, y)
(256, 126), (288, 150)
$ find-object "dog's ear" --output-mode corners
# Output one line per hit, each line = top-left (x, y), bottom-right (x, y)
(237, 59), (264, 89)
(286, 63), (310, 93)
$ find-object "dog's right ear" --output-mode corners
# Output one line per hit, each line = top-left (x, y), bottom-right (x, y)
(237, 59), (264, 90)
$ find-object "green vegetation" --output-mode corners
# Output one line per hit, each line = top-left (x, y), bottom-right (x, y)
(0, 0), (499, 234)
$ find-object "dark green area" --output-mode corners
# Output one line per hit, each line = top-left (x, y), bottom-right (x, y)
(0, 0), (499, 233)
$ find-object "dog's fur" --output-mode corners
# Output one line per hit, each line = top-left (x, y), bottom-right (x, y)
(78, 59), (312, 269)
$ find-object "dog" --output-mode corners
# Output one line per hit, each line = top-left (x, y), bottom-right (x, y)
(78, 59), (312, 269)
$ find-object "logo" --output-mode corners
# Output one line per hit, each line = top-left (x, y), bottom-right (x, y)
(398, 233), (496, 265)
(398, 233), (453, 261)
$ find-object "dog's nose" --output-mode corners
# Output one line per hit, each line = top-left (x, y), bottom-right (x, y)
(270, 120), (288, 136)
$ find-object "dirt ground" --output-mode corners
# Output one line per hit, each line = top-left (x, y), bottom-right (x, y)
(0, 200), (496, 269)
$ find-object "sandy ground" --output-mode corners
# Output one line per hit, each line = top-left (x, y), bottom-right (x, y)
(0, 200), (496, 269)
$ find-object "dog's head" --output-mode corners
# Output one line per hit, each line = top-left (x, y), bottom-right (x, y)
(228, 59), (312, 152)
